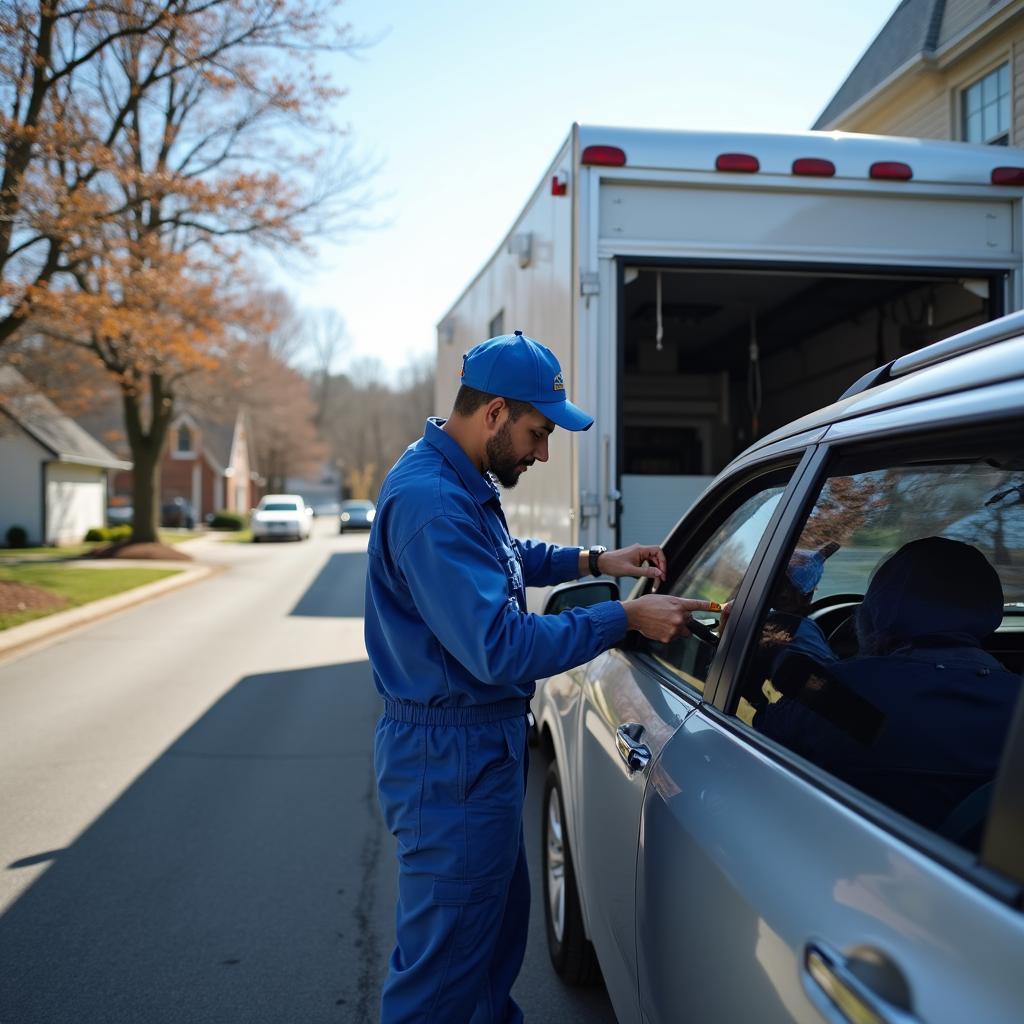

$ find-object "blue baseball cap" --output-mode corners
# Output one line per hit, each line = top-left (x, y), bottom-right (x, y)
(785, 541), (841, 594)
(460, 330), (593, 431)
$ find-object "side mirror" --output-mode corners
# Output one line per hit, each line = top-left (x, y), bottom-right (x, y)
(544, 579), (619, 615)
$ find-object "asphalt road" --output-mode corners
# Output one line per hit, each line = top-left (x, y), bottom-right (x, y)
(0, 522), (616, 1023)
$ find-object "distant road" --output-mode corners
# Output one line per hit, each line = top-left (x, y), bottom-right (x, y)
(0, 521), (616, 1023)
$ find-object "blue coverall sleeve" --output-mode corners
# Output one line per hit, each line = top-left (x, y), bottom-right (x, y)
(513, 538), (582, 588)
(398, 514), (627, 687)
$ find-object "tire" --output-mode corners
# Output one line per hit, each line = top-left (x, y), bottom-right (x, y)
(542, 760), (600, 986)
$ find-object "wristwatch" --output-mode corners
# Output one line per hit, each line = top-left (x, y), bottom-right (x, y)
(588, 545), (607, 577)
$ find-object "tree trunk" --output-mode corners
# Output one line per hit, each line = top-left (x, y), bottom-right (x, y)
(122, 375), (174, 545)
(129, 435), (162, 544)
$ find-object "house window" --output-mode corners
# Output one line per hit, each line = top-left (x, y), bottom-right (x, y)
(176, 424), (193, 453)
(962, 63), (1010, 145)
(488, 310), (505, 337)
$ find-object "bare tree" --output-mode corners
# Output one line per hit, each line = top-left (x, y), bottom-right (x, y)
(303, 308), (349, 427)
(19, 0), (367, 542)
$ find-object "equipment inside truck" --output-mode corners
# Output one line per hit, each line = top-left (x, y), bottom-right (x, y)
(617, 263), (1001, 546)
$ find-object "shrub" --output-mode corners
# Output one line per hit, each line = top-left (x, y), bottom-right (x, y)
(85, 525), (132, 543)
(5, 524), (28, 548)
(208, 510), (248, 531)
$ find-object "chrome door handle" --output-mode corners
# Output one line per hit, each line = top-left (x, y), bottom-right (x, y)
(615, 723), (651, 773)
(804, 941), (917, 1024)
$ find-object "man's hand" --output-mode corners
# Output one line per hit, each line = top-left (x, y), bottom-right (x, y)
(592, 544), (667, 589)
(622, 595), (721, 644)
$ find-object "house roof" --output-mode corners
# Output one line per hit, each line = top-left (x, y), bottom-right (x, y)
(0, 366), (132, 470)
(813, 0), (1018, 129)
(75, 403), (252, 475)
(189, 414), (238, 473)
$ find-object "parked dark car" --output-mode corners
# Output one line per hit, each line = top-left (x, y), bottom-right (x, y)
(106, 504), (133, 527)
(160, 497), (196, 529)
(536, 313), (1024, 1024)
(338, 499), (375, 533)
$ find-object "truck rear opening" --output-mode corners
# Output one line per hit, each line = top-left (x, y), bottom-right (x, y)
(618, 264), (999, 546)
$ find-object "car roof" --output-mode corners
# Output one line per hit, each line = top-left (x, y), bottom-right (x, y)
(260, 494), (304, 502)
(742, 317), (1024, 459)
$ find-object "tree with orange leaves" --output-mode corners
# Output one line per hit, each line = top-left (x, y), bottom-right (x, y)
(4, 0), (365, 542)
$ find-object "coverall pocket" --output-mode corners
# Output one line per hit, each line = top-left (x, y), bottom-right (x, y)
(464, 717), (525, 802)
(431, 875), (511, 962)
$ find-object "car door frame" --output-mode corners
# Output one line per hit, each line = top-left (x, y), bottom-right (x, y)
(574, 437), (828, 1014)
(702, 387), (1024, 903)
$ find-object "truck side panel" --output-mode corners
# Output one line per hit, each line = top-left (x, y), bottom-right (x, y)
(436, 135), (577, 548)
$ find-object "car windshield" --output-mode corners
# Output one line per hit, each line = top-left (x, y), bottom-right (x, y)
(261, 502), (300, 512)
(343, 501), (374, 510)
(800, 463), (1024, 607)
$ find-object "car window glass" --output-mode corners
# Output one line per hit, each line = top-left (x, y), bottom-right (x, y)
(733, 455), (1024, 855)
(808, 465), (1024, 606)
(645, 482), (789, 694)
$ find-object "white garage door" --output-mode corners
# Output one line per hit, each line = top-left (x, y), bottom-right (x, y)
(46, 463), (105, 545)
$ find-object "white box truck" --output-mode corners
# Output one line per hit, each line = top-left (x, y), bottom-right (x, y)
(436, 124), (1024, 575)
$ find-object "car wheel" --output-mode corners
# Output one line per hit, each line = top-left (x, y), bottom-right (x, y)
(542, 760), (600, 986)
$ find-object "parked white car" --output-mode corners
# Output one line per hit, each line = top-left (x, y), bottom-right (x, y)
(250, 494), (313, 542)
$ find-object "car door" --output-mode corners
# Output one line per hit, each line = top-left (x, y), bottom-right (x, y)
(636, 412), (1024, 1024)
(575, 458), (806, 1024)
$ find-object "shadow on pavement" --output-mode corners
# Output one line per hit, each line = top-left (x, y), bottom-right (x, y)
(291, 553), (369, 618)
(0, 660), (389, 1024)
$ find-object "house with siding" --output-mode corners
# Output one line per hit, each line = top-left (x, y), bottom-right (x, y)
(815, 0), (1024, 145)
(0, 366), (131, 545)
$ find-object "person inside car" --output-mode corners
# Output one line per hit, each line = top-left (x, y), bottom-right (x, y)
(752, 536), (1020, 840)
(730, 542), (839, 719)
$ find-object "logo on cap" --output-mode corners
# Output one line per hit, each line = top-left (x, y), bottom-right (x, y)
(553, 372), (564, 391)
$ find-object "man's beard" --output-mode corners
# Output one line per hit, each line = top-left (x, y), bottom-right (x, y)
(485, 419), (534, 488)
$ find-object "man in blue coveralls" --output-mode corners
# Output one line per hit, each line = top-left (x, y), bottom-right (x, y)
(365, 330), (715, 1023)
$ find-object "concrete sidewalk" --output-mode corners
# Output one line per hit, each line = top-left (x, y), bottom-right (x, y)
(0, 561), (219, 661)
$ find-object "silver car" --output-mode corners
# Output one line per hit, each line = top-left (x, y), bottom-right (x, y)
(536, 314), (1024, 1024)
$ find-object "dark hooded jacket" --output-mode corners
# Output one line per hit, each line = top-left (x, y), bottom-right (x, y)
(755, 537), (1020, 835)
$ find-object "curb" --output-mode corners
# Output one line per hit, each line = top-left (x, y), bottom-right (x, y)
(0, 562), (221, 662)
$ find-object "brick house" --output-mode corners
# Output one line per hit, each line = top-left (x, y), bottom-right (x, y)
(816, 0), (1024, 145)
(102, 406), (260, 521)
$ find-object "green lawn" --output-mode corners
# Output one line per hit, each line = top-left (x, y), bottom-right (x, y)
(0, 564), (181, 630)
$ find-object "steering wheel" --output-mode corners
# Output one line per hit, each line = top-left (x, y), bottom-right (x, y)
(806, 593), (864, 660)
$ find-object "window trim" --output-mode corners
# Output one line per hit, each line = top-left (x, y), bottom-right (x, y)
(960, 60), (1011, 146)
(710, 422), (1024, 898)
(628, 648), (707, 707)
(623, 447), (818, 704)
(171, 420), (198, 461)
(714, 419), (1024, 719)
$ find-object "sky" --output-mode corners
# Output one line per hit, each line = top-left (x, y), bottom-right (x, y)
(274, 0), (901, 380)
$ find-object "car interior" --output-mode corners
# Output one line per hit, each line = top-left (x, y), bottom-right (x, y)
(626, 441), (1024, 853)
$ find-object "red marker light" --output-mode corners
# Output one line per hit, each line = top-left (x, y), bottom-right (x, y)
(551, 173), (568, 196)
(716, 153), (759, 173)
(792, 157), (835, 177)
(870, 161), (912, 181)
(992, 166), (1024, 185)
(581, 145), (626, 167)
